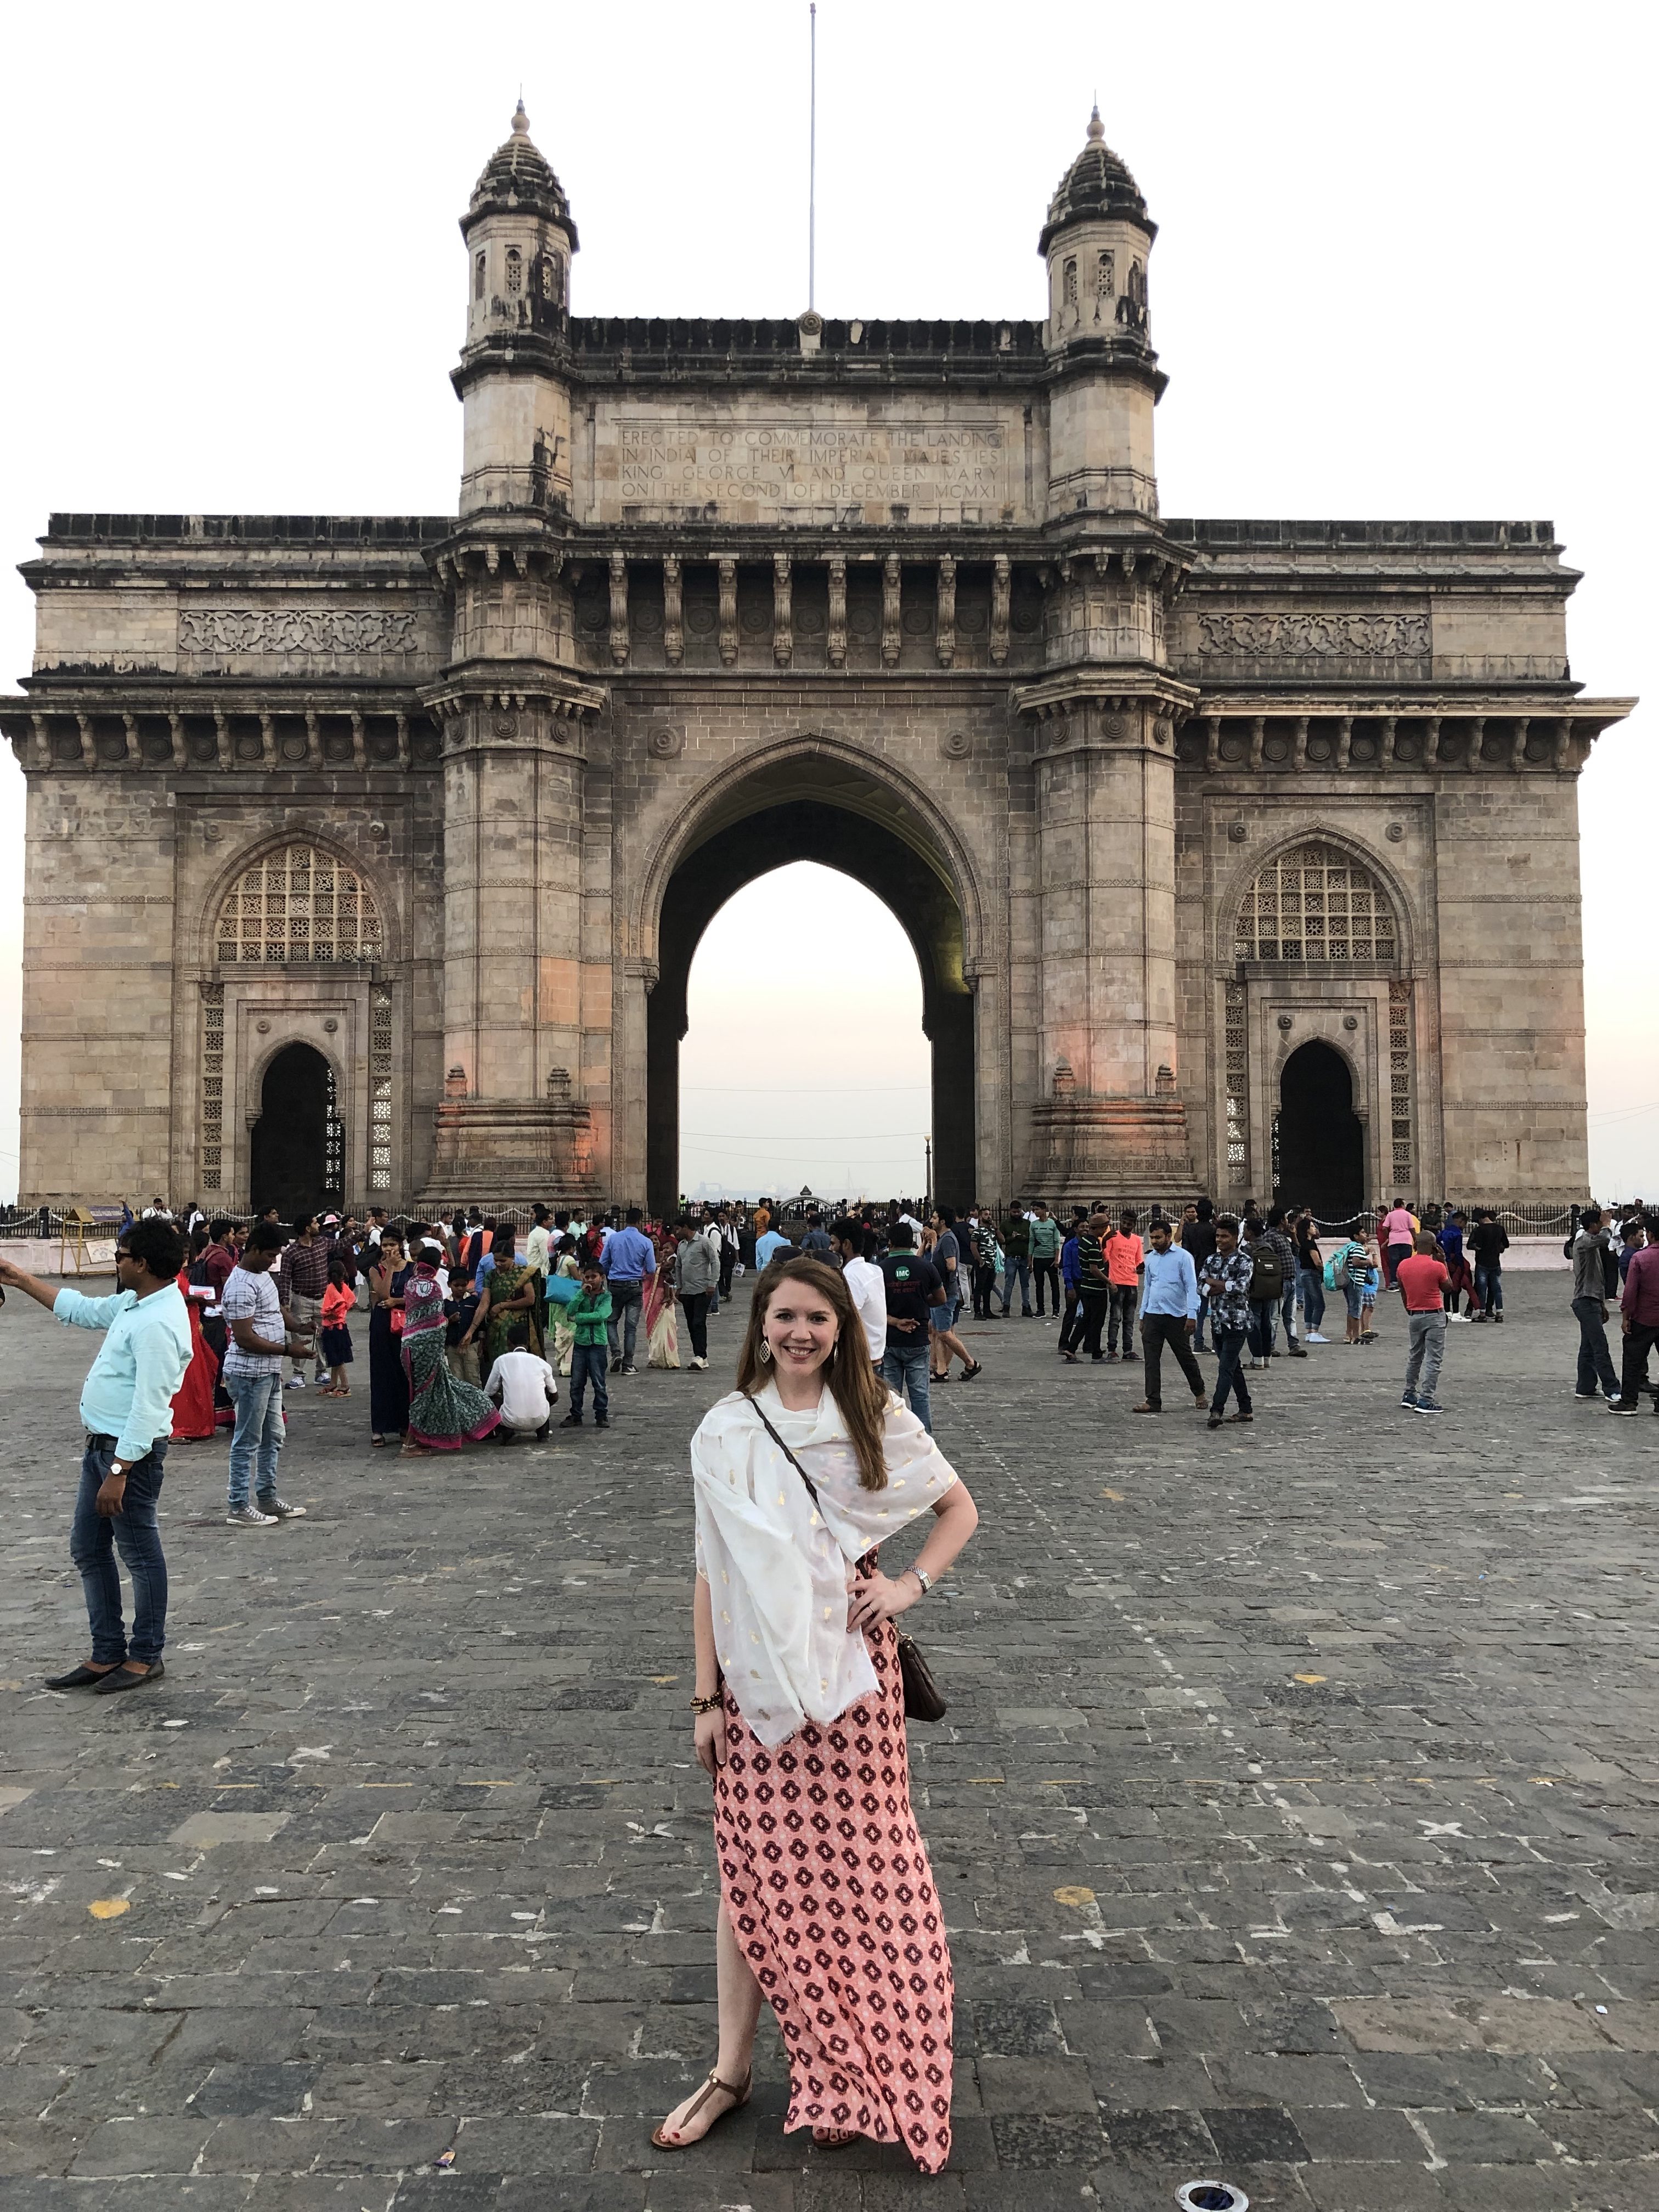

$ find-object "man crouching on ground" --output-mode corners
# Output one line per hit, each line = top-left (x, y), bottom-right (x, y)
(0, 1217), (191, 1693)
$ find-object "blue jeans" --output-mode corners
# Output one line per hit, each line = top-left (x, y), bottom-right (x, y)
(1211, 1327), (1252, 1415)
(72, 1436), (168, 1666)
(1474, 1261), (1503, 1314)
(226, 1371), (284, 1508)
(881, 1338), (933, 1432)
(1280, 1279), (1301, 1346)
(570, 1341), (608, 1419)
(1573, 1296), (1620, 1398)
(606, 1278), (644, 1364)
(1107, 1284), (1137, 1353)
(1000, 1255), (1031, 1314)
(1299, 1268), (1326, 1331)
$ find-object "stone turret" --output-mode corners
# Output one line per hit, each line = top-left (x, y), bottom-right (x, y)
(455, 102), (578, 520)
(1041, 106), (1161, 529)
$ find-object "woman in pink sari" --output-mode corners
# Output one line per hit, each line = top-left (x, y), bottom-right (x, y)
(653, 1255), (979, 2170)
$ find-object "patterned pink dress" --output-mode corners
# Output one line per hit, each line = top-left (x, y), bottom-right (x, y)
(713, 1556), (955, 2174)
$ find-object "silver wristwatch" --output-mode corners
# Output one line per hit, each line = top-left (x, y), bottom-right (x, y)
(909, 1567), (932, 1595)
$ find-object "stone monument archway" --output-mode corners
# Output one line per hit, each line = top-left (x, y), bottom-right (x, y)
(644, 751), (978, 1220)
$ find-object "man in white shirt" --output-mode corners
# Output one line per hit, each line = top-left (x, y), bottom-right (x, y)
(526, 1205), (552, 1279)
(831, 1217), (887, 1364)
(484, 1323), (558, 1442)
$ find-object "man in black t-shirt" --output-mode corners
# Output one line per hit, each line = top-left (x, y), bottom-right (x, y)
(879, 1224), (945, 1434)
(1468, 1211), (1509, 1322)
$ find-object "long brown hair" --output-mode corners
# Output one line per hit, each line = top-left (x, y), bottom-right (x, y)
(735, 1255), (891, 1490)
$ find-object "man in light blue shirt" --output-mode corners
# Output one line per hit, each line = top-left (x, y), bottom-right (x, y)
(754, 1226), (793, 1268)
(603, 1206), (658, 1373)
(0, 1217), (192, 1692)
(1132, 1217), (1207, 1415)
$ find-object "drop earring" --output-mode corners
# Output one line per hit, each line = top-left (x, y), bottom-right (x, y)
(758, 1336), (772, 1363)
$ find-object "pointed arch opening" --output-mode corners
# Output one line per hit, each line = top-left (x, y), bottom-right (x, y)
(249, 1043), (344, 1219)
(1274, 1039), (1365, 1221)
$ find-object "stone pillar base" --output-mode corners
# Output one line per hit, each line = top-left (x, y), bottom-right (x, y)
(1024, 1095), (1196, 1205)
(421, 1093), (600, 1207)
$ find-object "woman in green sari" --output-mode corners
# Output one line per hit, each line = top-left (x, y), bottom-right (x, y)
(402, 1246), (500, 1456)
(460, 1219), (545, 1374)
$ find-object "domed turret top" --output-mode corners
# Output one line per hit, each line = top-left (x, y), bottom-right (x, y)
(1038, 106), (1152, 255)
(464, 101), (578, 246)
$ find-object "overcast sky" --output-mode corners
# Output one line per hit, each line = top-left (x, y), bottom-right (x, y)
(1, 1), (1652, 1203)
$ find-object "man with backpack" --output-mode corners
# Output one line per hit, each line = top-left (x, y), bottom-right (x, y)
(1570, 1206), (1624, 1407)
(1243, 1214), (1293, 1368)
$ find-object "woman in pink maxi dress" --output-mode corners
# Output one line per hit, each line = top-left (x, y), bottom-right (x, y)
(654, 1254), (979, 2171)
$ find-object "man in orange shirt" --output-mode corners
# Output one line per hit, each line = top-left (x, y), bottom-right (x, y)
(1103, 1209), (1144, 1362)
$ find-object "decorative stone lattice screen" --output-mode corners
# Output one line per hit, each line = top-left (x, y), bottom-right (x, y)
(1235, 843), (1397, 965)
(1224, 980), (1249, 1189)
(200, 985), (224, 1192)
(370, 990), (394, 1192)
(1389, 980), (1414, 1190)
(215, 845), (383, 965)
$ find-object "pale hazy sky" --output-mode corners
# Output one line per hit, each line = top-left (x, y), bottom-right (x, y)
(1, 1), (1653, 1201)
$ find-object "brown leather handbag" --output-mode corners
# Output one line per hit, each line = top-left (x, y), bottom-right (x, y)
(750, 1399), (947, 1724)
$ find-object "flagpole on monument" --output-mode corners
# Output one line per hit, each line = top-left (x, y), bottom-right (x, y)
(809, 2), (816, 312)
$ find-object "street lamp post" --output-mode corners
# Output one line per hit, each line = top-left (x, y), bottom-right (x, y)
(924, 1134), (932, 1212)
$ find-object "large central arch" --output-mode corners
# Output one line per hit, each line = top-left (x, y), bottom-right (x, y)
(642, 743), (981, 1220)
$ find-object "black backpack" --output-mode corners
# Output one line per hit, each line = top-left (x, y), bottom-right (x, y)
(1247, 1240), (1285, 1301)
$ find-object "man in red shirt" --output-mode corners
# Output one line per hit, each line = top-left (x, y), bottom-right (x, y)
(1614, 1216), (1659, 1415)
(1395, 1231), (1451, 1415)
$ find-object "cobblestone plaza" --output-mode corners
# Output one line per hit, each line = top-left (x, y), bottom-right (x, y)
(4, 1275), (1657, 2210)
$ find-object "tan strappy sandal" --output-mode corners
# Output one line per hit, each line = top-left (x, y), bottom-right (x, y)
(812, 2125), (859, 2148)
(650, 2067), (752, 2151)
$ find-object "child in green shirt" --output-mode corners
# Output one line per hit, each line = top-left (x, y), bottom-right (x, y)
(561, 1263), (613, 1427)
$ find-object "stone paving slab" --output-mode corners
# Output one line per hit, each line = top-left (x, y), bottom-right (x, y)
(2, 1275), (1657, 2209)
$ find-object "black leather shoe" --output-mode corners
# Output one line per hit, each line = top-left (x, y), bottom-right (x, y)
(45, 1663), (119, 1689)
(93, 1660), (165, 1694)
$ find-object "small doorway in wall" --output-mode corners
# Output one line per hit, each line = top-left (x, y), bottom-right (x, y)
(1274, 1040), (1364, 1223)
(250, 1043), (344, 1218)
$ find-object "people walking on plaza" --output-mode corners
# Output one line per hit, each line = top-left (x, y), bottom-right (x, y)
(1613, 1213), (1659, 1414)
(1243, 1214), (1285, 1367)
(318, 1255), (356, 1395)
(168, 1249), (220, 1442)
(1132, 1218), (1207, 1414)
(462, 1221), (545, 1374)
(221, 1221), (312, 1525)
(878, 1223), (944, 1431)
(561, 1259), (613, 1427)
(969, 1210), (998, 1319)
(1265, 1206), (1307, 1357)
(276, 1213), (330, 1388)
(1571, 1206), (1625, 1406)
(484, 1321), (558, 1441)
(1295, 1213), (1328, 1342)
(1029, 1201), (1062, 1314)
(1201, 1216), (1256, 1427)
(1103, 1209), (1143, 1360)
(1469, 1208), (1508, 1321)
(1182, 1197), (1218, 1351)
(525, 1203), (552, 1280)
(1328, 1230), (1370, 1346)
(831, 1216), (887, 1363)
(927, 1207), (980, 1383)
(548, 1234), (582, 1375)
(675, 1216), (718, 1370)
(366, 1232), (410, 1446)
(657, 1254), (977, 2168)
(1380, 1197), (1418, 1288)
(1057, 1216), (1086, 1357)
(1396, 1229), (1452, 1414)
(1, 1219), (192, 1691)
(1438, 1206), (1476, 1317)
(999, 1202), (1033, 1316)
(401, 1245), (500, 1457)
(1072, 1209), (1112, 1362)
(605, 1206), (657, 1373)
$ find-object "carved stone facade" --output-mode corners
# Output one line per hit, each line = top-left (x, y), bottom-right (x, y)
(2, 104), (1634, 1215)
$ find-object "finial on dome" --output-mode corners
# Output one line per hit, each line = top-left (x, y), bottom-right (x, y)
(511, 98), (531, 138)
(1086, 103), (1105, 145)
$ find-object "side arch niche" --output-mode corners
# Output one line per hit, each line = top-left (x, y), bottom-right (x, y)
(1274, 1039), (1365, 1223)
(249, 1041), (345, 1219)
(641, 746), (980, 1218)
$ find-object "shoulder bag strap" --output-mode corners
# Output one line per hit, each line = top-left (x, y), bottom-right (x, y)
(747, 1395), (822, 1506)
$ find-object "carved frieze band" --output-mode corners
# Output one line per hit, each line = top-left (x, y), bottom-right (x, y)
(1197, 612), (1431, 658)
(178, 607), (419, 656)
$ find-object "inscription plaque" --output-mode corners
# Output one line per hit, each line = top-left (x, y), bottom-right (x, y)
(611, 416), (1013, 516)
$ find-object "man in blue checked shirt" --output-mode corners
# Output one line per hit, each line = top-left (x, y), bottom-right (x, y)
(0, 1217), (193, 1693)
(1131, 1217), (1208, 1414)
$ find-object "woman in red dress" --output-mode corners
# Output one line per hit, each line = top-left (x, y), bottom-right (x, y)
(168, 1268), (219, 1441)
(654, 1255), (979, 2170)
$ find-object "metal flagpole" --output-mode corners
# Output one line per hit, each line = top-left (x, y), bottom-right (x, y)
(809, 3), (817, 312)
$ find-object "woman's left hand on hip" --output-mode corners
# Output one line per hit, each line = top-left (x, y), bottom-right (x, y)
(847, 1571), (916, 1633)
